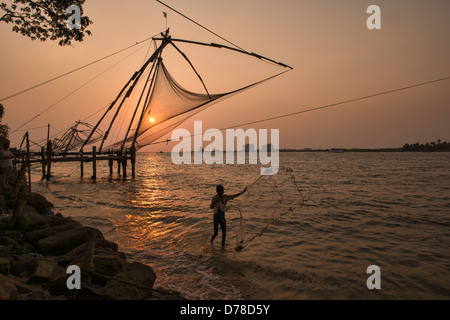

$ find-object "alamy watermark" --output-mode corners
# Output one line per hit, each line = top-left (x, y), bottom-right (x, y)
(170, 121), (279, 176)
(366, 265), (381, 290)
(66, 5), (81, 30)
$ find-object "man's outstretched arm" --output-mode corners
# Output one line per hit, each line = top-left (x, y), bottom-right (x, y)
(233, 187), (247, 199)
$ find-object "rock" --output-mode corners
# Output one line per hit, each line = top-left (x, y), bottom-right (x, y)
(91, 253), (127, 286)
(0, 221), (5, 232)
(22, 291), (48, 300)
(27, 193), (54, 215)
(0, 236), (20, 248)
(0, 275), (35, 294)
(44, 268), (73, 298)
(101, 262), (157, 300)
(0, 257), (11, 275)
(42, 214), (78, 227)
(11, 257), (40, 277)
(24, 221), (82, 245)
(56, 240), (121, 267)
(75, 284), (102, 300)
(0, 194), (6, 207)
(15, 205), (49, 233)
(0, 275), (19, 300)
(0, 244), (14, 254)
(2, 230), (22, 241)
(37, 227), (104, 256)
(27, 259), (63, 284)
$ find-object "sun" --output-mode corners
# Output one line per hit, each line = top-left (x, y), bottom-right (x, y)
(149, 117), (155, 123)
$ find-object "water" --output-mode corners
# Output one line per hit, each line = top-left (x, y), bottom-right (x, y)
(29, 152), (450, 300)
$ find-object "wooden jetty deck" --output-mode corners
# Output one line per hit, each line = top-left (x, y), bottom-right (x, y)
(15, 132), (137, 195)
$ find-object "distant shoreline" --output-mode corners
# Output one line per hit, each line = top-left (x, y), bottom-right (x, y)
(150, 148), (449, 153)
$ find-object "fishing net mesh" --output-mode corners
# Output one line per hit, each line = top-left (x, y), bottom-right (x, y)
(52, 122), (103, 153)
(108, 58), (278, 151)
(230, 166), (305, 251)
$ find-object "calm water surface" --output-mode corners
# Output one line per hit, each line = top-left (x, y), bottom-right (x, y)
(30, 152), (450, 299)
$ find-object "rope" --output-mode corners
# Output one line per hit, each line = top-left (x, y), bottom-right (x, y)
(12, 43), (151, 134)
(155, 0), (247, 52)
(0, 34), (160, 102)
(148, 75), (450, 146)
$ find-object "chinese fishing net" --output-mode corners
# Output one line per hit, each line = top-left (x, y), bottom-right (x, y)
(228, 166), (305, 252)
(52, 121), (103, 153)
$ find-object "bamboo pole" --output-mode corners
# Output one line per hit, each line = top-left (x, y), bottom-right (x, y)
(92, 146), (97, 181)
(131, 147), (136, 179)
(41, 146), (46, 181)
(46, 141), (52, 181)
(80, 148), (84, 178)
(122, 152), (127, 181)
(25, 132), (31, 194)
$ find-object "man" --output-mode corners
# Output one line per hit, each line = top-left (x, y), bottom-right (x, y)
(210, 184), (247, 249)
(0, 141), (14, 188)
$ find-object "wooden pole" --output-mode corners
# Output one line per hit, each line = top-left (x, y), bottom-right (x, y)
(41, 146), (46, 181)
(25, 132), (32, 194)
(92, 146), (97, 181)
(46, 141), (52, 181)
(117, 151), (121, 176)
(80, 148), (84, 178)
(131, 147), (136, 179)
(108, 150), (113, 176)
(122, 153), (127, 181)
(47, 124), (50, 144)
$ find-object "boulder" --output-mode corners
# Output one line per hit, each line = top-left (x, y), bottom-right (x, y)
(101, 262), (157, 300)
(27, 192), (54, 215)
(37, 227), (104, 256)
(11, 257), (40, 277)
(0, 194), (6, 207)
(57, 242), (122, 268)
(24, 221), (82, 245)
(0, 275), (35, 295)
(22, 291), (48, 300)
(41, 213), (73, 227)
(2, 230), (22, 241)
(75, 284), (102, 300)
(44, 268), (73, 298)
(27, 259), (64, 284)
(0, 236), (20, 248)
(0, 275), (18, 300)
(0, 257), (11, 275)
(15, 205), (49, 233)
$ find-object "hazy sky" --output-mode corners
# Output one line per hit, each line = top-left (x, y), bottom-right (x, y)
(1, 0), (449, 151)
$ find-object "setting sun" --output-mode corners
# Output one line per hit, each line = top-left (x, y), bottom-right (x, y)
(149, 117), (155, 123)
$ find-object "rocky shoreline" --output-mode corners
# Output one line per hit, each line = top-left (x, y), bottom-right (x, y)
(0, 188), (183, 300)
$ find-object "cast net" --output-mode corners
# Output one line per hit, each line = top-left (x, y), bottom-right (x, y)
(229, 167), (305, 251)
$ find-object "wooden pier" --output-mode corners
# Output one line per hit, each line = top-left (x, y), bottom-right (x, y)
(16, 132), (137, 191)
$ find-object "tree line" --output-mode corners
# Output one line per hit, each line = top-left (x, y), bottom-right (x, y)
(402, 140), (450, 152)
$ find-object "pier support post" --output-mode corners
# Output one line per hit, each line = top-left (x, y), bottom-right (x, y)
(46, 141), (52, 182)
(92, 146), (97, 181)
(109, 159), (113, 175)
(117, 151), (121, 175)
(122, 153), (127, 181)
(25, 132), (32, 194)
(80, 148), (84, 178)
(41, 147), (46, 180)
(131, 147), (136, 179)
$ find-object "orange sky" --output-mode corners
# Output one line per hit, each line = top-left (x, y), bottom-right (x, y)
(1, 0), (449, 151)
